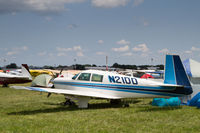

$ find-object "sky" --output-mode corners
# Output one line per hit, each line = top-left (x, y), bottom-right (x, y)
(0, 0), (200, 67)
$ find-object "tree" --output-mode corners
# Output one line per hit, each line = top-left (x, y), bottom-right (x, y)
(156, 64), (164, 70)
(92, 64), (97, 67)
(75, 64), (85, 70)
(6, 63), (17, 69)
(112, 63), (119, 68)
(112, 63), (137, 70)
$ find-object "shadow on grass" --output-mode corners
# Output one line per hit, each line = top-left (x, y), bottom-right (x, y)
(7, 104), (120, 115)
(137, 106), (182, 112)
(8, 99), (141, 115)
(88, 99), (141, 109)
(7, 106), (78, 115)
(89, 102), (123, 109)
(122, 99), (141, 104)
(43, 102), (63, 106)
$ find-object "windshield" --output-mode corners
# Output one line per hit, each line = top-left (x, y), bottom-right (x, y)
(72, 73), (80, 80)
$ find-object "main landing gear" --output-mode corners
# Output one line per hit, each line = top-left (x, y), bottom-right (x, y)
(63, 96), (90, 108)
(64, 98), (75, 106)
(110, 99), (130, 107)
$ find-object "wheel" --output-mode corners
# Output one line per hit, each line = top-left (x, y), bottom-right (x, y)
(64, 99), (75, 106)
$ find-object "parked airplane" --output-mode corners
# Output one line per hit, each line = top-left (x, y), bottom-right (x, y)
(0, 64), (32, 87)
(12, 55), (192, 108)
(30, 69), (55, 77)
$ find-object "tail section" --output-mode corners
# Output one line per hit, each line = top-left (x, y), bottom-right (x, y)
(164, 55), (192, 95)
(21, 64), (32, 80)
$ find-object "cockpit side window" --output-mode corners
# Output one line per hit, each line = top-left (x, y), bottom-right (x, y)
(91, 74), (103, 82)
(77, 73), (91, 81)
(72, 73), (80, 80)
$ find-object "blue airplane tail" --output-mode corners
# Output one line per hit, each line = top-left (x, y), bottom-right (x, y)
(164, 54), (193, 95)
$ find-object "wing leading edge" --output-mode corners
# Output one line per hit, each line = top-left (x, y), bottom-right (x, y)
(11, 86), (122, 99)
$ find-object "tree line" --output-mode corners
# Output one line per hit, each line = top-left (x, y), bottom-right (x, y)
(1, 63), (164, 70)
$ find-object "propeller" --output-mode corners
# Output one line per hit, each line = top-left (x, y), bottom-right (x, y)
(59, 68), (63, 75)
(47, 85), (54, 98)
(55, 68), (64, 78)
(47, 93), (51, 98)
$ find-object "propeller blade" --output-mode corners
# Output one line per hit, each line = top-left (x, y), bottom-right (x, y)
(47, 93), (52, 98)
(59, 69), (63, 75)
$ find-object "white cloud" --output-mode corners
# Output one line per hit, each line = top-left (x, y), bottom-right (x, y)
(0, 0), (85, 14)
(116, 39), (130, 45)
(191, 46), (200, 51)
(57, 52), (67, 57)
(133, 0), (144, 7)
(73, 45), (81, 51)
(133, 43), (148, 52)
(7, 51), (18, 56)
(96, 51), (106, 55)
(184, 46), (200, 54)
(122, 52), (133, 56)
(77, 51), (84, 57)
(6, 46), (28, 56)
(112, 45), (129, 52)
(56, 47), (72, 52)
(158, 48), (170, 54)
(56, 45), (84, 57)
(91, 0), (129, 8)
(97, 40), (104, 44)
(21, 46), (28, 51)
(184, 50), (192, 54)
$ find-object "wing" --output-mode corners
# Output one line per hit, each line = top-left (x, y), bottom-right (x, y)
(11, 86), (121, 99)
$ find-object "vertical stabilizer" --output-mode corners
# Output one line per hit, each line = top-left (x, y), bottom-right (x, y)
(164, 55), (191, 86)
(173, 55), (191, 87)
(21, 64), (32, 80)
(164, 55), (192, 94)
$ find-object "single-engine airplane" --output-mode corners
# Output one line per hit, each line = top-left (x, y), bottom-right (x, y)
(12, 55), (193, 108)
(0, 64), (32, 87)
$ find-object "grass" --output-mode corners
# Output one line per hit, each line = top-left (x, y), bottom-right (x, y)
(0, 85), (200, 133)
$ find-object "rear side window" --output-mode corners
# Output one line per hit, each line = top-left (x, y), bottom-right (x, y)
(77, 73), (91, 81)
(91, 74), (103, 82)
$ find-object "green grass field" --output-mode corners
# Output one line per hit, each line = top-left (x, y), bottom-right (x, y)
(0, 86), (200, 133)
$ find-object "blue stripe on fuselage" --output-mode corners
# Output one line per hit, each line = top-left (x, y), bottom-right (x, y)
(54, 81), (173, 90)
(53, 81), (182, 97)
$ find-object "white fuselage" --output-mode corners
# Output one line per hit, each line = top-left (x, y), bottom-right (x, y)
(53, 70), (183, 99)
(0, 72), (31, 85)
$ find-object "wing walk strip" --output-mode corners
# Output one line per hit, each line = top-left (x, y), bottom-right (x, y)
(54, 82), (184, 96)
